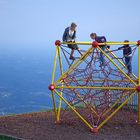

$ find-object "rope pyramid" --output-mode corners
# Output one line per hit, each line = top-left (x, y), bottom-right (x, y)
(49, 40), (140, 133)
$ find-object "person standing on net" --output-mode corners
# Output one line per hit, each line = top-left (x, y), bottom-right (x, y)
(63, 23), (82, 60)
(90, 33), (107, 67)
(118, 40), (132, 74)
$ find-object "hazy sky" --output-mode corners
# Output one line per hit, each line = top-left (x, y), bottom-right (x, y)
(0, 0), (140, 46)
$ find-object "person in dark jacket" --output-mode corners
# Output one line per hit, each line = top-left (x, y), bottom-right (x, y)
(90, 33), (107, 67)
(63, 23), (82, 60)
(118, 40), (132, 74)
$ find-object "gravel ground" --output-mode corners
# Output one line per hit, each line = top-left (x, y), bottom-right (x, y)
(0, 111), (140, 140)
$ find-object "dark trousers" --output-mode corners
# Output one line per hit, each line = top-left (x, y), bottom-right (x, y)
(100, 46), (106, 65)
(68, 44), (78, 50)
(125, 56), (132, 73)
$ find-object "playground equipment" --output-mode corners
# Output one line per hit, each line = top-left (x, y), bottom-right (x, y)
(49, 40), (140, 133)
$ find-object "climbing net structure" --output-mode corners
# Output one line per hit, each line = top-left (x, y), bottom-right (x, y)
(49, 40), (140, 133)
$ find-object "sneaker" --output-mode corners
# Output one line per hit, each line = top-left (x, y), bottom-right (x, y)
(127, 72), (132, 78)
(69, 56), (75, 60)
(99, 63), (105, 67)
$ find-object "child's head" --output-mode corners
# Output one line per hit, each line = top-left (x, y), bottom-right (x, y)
(124, 40), (129, 46)
(70, 22), (77, 31)
(90, 33), (97, 40)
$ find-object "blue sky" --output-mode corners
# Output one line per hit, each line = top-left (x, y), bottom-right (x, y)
(0, 0), (140, 46)
(0, 0), (139, 114)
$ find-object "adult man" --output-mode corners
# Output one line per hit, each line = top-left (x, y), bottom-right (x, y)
(63, 23), (82, 60)
(90, 33), (107, 67)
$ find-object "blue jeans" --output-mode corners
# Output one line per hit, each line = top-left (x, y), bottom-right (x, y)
(125, 56), (132, 73)
(100, 46), (106, 65)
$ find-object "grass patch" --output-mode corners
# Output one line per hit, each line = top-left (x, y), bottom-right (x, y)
(0, 135), (21, 140)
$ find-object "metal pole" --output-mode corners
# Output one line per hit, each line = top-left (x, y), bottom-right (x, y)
(98, 91), (137, 130)
(106, 48), (138, 80)
(51, 47), (58, 117)
(54, 89), (93, 129)
(55, 86), (136, 90)
(98, 47), (137, 86)
(55, 47), (94, 85)
(56, 46), (63, 123)
(138, 45), (140, 124)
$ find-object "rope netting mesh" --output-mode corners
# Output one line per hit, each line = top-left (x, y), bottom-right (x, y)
(54, 44), (138, 128)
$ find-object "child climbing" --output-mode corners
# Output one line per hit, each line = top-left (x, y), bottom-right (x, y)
(62, 23), (82, 60)
(118, 40), (132, 74)
(90, 33), (107, 67)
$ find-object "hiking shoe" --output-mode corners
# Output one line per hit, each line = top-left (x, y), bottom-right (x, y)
(69, 56), (75, 60)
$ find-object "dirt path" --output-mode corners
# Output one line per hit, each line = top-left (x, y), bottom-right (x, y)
(0, 111), (140, 140)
